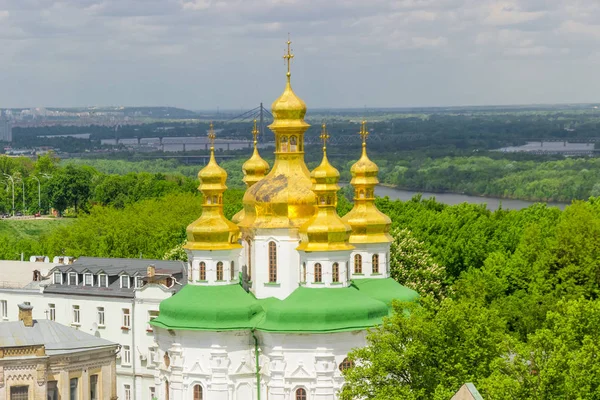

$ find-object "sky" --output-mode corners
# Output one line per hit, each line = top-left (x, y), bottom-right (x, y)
(0, 0), (599, 109)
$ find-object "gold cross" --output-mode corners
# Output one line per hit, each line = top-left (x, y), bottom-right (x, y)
(208, 122), (216, 148)
(283, 34), (294, 78)
(320, 123), (330, 149)
(252, 119), (259, 145)
(359, 120), (369, 145)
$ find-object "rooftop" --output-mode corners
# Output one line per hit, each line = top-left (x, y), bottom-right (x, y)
(0, 319), (117, 356)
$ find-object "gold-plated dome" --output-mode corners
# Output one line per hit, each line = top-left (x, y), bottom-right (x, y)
(185, 123), (242, 251)
(297, 125), (353, 252)
(342, 121), (392, 244)
(232, 120), (270, 224)
(239, 38), (316, 231)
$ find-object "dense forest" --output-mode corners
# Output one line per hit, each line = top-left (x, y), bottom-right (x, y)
(2, 154), (600, 397)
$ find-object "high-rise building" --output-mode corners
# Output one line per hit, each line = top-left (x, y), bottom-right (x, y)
(0, 110), (12, 142)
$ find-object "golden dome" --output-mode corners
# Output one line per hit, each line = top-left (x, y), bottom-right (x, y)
(242, 120), (270, 187)
(297, 125), (353, 252)
(239, 38), (316, 231)
(342, 121), (392, 244)
(185, 123), (242, 251)
(233, 120), (270, 224)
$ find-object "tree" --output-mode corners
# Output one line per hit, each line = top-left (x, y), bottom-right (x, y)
(340, 298), (510, 400)
(46, 165), (93, 215)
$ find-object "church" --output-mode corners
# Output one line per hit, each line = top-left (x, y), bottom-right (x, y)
(150, 39), (419, 400)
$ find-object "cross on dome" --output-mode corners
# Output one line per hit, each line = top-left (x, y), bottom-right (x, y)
(283, 34), (294, 78)
(252, 119), (259, 146)
(359, 120), (369, 145)
(208, 122), (216, 149)
(320, 123), (330, 150)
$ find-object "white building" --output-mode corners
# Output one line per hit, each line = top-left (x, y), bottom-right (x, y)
(0, 111), (12, 143)
(148, 41), (419, 400)
(0, 257), (186, 400)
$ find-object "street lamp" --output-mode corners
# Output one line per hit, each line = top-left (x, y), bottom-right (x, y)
(2, 174), (14, 216)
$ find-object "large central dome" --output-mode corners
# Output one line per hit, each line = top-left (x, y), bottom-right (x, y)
(239, 41), (316, 231)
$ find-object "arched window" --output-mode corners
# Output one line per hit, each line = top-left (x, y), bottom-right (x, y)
(339, 357), (354, 372)
(354, 254), (362, 274)
(165, 380), (170, 400)
(199, 262), (206, 281)
(372, 254), (379, 274)
(302, 262), (307, 283)
(332, 263), (339, 283)
(193, 384), (203, 400)
(230, 261), (235, 280)
(268, 241), (277, 282)
(290, 136), (298, 151)
(314, 263), (322, 283)
(295, 388), (307, 400)
(217, 262), (224, 281)
(280, 136), (289, 152)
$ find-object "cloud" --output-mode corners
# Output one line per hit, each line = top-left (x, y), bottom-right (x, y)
(0, 0), (597, 108)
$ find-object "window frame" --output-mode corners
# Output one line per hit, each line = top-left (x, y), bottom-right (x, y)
(53, 270), (62, 284)
(124, 384), (131, 400)
(0, 300), (7, 319)
(123, 345), (132, 366)
(147, 310), (159, 332)
(98, 274), (108, 288)
(48, 303), (56, 321)
(122, 308), (131, 329)
(84, 273), (93, 286)
(332, 262), (339, 283)
(72, 305), (80, 325)
(97, 306), (105, 326)
(230, 260), (235, 281)
(135, 276), (143, 289)
(199, 262), (206, 281)
(193, 384), (203, 400)
(314, 263), (322, 283)
(68, 272), (78, 285)
(295, 387), (307, 400)
(268, 241), (277, 283)
(120, 275), (130, 289)
(372, 254), (379, 274)
(216, 261), (224, 281)
(354, 254), (362, 274)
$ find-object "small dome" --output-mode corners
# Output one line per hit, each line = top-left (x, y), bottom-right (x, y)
(271, 79), (307, 123)
(242, 147), (270, 187)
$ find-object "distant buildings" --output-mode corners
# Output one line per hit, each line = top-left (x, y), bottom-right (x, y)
(0, 111), (12, 143)
(0, 257), (186, 400)
(0, 303), (118, 400)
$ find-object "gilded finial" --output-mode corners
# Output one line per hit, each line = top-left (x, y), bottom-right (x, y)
(359, 120), (369, 147)
(208, 122), (216, 149)
(252, 119), (259, 147)
(320, 123), (330, 151)
(283, 34), (294, 79)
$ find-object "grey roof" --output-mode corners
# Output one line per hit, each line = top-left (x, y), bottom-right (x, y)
(50, 257), (184, 275)
(44, 257), (186, 298)
(0, 319), (117, 356)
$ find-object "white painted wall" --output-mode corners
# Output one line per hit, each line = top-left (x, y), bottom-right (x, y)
(349, 243), (391, 279)
(152, 328), (367, 400)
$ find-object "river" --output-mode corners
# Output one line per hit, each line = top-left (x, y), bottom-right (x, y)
(374, 186), (568, 211)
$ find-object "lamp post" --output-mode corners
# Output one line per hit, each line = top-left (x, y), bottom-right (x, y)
(31, 176), (41, 212)
(2, 174), (14, 216)
(19, 178), (25, 214)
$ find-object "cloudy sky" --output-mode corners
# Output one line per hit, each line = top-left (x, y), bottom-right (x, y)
(0, 0), (599, 109)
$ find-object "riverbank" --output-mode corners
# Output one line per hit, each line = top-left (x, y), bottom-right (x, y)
(375, 185), (568, 211)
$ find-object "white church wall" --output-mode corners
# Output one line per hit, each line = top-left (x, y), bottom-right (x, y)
(349, 243), (391, 279)
(299, 250), (353, 288)
(187, 248), (242, 285)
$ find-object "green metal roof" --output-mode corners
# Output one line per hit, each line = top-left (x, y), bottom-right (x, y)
(151, 278), (419, 333)
(151, 284), (264, 331)
(257, 286), (389, 333)
(351, 278), (419, 310)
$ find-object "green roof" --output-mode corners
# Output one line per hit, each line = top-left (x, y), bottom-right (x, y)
(151, 284), (264, 331)
(258, 286), (389, 333)
(151, 278), (419, 333)
(351, 278), (419, 310)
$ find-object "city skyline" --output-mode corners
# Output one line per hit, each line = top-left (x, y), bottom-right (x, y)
(0, 0), (599, 109)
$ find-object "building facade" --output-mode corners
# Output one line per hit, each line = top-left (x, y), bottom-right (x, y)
(149, 40), (419, 400)
(0, 257), (186, 400)
(0, 304), (118, 400)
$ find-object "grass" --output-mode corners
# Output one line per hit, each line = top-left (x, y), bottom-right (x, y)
(0, 218), (76, 241)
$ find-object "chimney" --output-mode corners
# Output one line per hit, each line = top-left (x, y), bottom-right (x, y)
(18, 303), (34, 327)
(147, 265), (156, 278)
